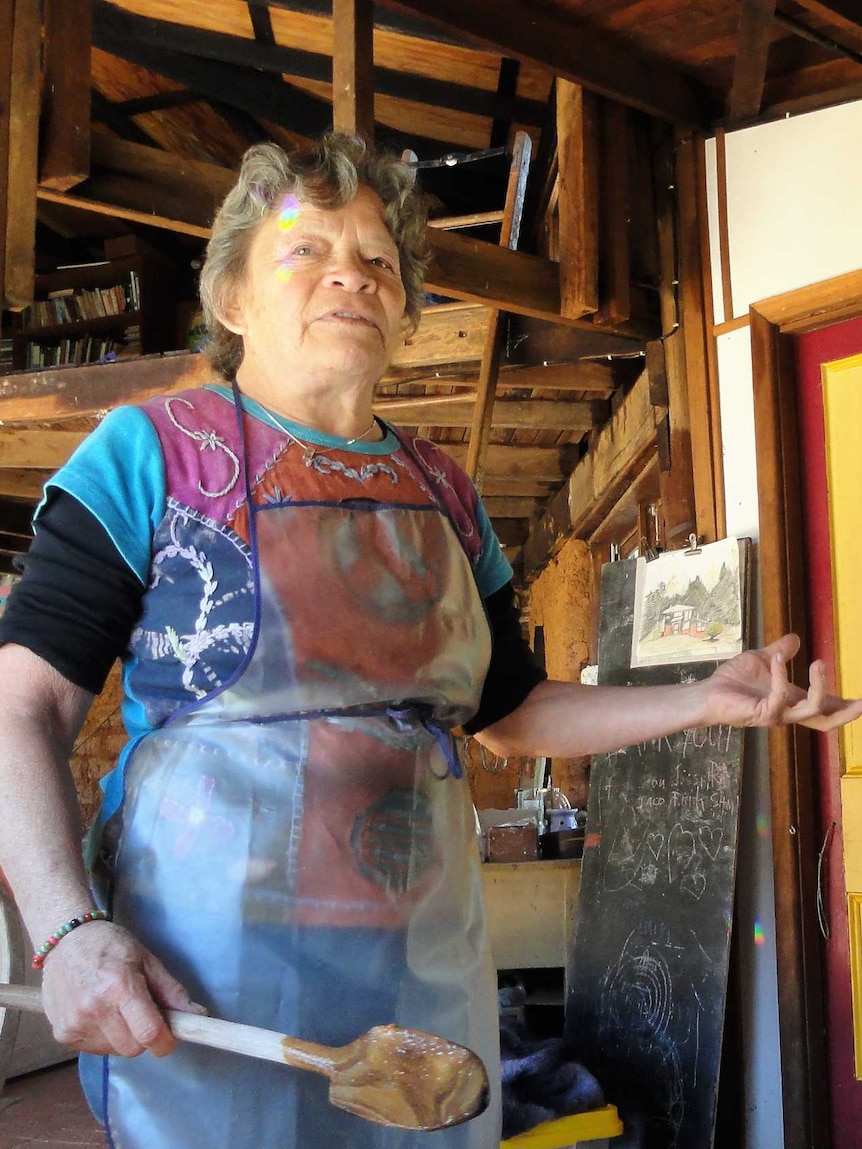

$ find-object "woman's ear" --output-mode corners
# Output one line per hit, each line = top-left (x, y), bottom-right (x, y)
(218, 285), (246, 337)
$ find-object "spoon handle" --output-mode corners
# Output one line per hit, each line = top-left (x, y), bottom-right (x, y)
(0, 983), (336, 1077)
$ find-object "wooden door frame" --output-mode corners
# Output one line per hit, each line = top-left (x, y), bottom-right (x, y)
(750, 267), (862, 1149)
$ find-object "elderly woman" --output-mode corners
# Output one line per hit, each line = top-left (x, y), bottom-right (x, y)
(0, 134), (858, 1149)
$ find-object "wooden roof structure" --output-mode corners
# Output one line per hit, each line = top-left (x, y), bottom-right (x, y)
(2, 0), (862, 576)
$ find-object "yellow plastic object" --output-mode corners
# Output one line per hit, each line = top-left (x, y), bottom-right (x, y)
(500, 1105), (624, 1148)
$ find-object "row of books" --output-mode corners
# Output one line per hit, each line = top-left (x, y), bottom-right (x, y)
(24, 326), (142, 368)
(20, 271), (141, 329)
(0, 337), (12, 369)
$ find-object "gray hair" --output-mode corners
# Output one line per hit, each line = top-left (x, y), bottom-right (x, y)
(199, 134), (430, 380)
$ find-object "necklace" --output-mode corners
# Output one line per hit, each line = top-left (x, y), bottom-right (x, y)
(264, 410), (380, 467)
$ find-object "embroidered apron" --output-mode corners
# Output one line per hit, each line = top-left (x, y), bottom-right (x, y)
(97, 404), (500, 1149)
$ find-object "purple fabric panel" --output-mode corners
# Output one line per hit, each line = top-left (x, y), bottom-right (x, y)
(142, 388), (285, 526)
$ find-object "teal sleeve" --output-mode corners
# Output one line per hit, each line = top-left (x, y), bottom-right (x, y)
(37, 406), (166, 585)
(473, 498), (513, 599)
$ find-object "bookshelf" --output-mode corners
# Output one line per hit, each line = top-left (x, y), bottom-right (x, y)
(1, 237), (179, 373)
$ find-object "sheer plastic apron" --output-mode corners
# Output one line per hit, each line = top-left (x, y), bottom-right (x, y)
(99, 470), (500, 1148)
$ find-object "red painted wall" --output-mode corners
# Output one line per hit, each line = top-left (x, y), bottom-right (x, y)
(794, 315), (862, 1146)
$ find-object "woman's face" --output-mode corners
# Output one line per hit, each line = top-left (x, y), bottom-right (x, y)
(223, 185), (408, 390)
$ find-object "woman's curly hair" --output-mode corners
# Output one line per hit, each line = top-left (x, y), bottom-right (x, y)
(198, 134), (430, 380)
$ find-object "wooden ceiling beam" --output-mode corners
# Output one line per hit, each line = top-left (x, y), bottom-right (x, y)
(382, 0), (715, 126)
(40, 0), (93, 192)
(0, 430), (90, 471)
(728, 0), (777, 122)
(332, 0), (375, 140)
(92, 3), (531, 150)
(791, 0), (862, 38)
(0, 1), (12, 316)
(556, 81), (599, 320)
(375, 395), (603, 430)
(521, 368), (662, 580)
(3, 0), (41, 311)
(0, 471), (51, 501)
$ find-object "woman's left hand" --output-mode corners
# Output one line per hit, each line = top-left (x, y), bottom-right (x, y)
(703, 633), (862, 732)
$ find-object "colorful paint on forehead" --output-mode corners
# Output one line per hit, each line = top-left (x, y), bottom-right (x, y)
(278, 194), (301, 231)
(755, 811), (770, 838)
(274, 194), (301, 281)
(753, 918), (766, 946)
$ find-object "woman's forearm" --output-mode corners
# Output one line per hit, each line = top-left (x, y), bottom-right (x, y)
(0, 644), (96, 945)
(474, 678), (711, 759)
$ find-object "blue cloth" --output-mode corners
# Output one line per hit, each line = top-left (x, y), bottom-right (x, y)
(499, 1017), (606, 1139)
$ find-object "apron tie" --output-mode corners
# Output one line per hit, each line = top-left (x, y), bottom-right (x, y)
(386, 703), (463, 779)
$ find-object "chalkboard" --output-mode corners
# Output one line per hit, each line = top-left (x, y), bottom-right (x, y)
(565, 545), (750, 1149)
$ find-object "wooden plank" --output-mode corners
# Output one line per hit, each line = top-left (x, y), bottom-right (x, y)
(0, 471), (51, 500)
(677, 134), (724, 543)
(556, 81), (599, 319)
(375, 396), (601, 430)
(478, 496), (542, 519)
(40, 0), (92, 191)
(0, 353), (211, 423)
(791, 0), (862, 38)
(714, 129), (735, 322)
(521, 369), (661, 580)
(466, 130), (531, 491)
(385, 0), (714, 126)
(596, 98), (631, 327)
(728, 0), (777, 122)
(35, 188), (212, 239)
(4, 0), (41, 310)
(749, 302), (830, 1149)
(0, 429), (89, 470)
(654, 125), (696, 548)
(0, 0), (13, 313)
(390, 303), (492, 370)
(332, 0), (375, 140)
(441, 442), (571, 482)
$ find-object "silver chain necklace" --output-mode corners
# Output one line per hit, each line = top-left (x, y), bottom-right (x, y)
(261, 408), (380, 467)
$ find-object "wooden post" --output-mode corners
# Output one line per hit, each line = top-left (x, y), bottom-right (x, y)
(332, 0), (375, 141)
(0, 0), (14, 312)
(465, 131), (532, 492)
(556, 79), (599, 320)
(40, 0), (92, 191)
(3, 0), (41, 311)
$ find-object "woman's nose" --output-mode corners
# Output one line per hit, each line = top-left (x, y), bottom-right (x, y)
(324, 253), (375, 292)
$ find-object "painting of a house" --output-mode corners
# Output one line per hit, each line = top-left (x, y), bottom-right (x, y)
(631, 538), (745, 668)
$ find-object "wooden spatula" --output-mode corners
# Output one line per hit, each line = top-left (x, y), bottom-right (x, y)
(0, 983), (489, 1131)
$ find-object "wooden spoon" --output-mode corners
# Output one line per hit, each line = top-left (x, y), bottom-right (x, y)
(0, 983), (489, 1131)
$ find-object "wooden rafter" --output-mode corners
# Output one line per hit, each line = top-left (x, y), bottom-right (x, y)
(384, 0), (714, 125)
(521, 368), (664, 580)
(332, 0), (375, 140)
(791, 0), (862, 38)
(40, 0), (93, 191)
(728, 0), (777, 123)
(465, 130), (531, 492)
(556, 81), (599, 320)
(3, 0), (41, 311)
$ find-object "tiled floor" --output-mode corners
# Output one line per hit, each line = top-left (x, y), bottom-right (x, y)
(0, 1062), (104, 1149)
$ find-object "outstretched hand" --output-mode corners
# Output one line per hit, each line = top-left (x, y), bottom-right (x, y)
(703, 633), (862, 732)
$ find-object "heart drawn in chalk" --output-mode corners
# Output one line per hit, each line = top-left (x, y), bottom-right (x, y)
(681, 869), (708, 900)
(646, 832), (665, 858)
(699, 826), (723, 859)
(667, 824), (696, 884)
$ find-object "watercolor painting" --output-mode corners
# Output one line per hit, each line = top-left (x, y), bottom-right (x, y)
(631, 537), (743, 668)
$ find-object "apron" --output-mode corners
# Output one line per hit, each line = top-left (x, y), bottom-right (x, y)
(94, 399), (501, 1149)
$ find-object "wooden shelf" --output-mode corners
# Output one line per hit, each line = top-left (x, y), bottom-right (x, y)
(14, 311), (141, 341)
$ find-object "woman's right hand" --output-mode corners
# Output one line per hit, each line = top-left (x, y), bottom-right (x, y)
(39, 919), (205, 1058)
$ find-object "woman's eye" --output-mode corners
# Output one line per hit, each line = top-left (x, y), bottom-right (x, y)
(371, 256), (395, 271)
(294, 245), (315, 256)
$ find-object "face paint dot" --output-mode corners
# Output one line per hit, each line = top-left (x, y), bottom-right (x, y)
(756, 812), (770, 837)
(753, 919), (765, 946)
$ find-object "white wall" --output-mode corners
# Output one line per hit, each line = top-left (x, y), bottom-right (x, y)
(705, 99), (862, 1149)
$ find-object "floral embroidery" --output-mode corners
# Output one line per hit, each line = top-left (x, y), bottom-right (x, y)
(165, 395), (240, 499)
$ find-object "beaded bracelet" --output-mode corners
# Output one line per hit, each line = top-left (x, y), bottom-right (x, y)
(31, 910), (111, 970)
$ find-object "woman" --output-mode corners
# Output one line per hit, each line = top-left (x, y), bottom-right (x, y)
(0, 135), (858, 1149)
